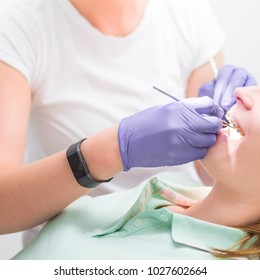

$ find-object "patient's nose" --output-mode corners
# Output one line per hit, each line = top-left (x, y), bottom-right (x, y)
(234, 87), (254, 110)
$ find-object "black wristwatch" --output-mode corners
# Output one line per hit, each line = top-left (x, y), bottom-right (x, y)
(66, 138), (113, 188)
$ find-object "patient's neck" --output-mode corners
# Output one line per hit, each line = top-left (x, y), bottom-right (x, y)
(185, 182), (260, 228)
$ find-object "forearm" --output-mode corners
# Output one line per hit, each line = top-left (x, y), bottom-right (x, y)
(81, 125), (123, 181)
(0, 125), (123, 233)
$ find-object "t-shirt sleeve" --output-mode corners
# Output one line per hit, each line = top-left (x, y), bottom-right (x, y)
(0, 7), (40, 86)
(188, 0), (225, 68)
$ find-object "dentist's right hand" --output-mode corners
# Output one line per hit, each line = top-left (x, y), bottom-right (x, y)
(118, 96), (223, 171)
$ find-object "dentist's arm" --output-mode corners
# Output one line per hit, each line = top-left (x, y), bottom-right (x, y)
(186, 51), (224, 98)
(0, 62), (96, 233)
(0, 61), (124, 234)
(0, 61), (223, 234)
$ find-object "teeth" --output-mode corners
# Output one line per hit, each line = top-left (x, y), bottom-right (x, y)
(222, 111), (244, 139)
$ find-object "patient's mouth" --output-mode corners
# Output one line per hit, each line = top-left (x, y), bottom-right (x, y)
(221, 111), (244, 139)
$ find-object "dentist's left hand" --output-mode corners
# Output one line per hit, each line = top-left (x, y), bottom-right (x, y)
(199, 65), (257, 111)
(118, 96), (223, 171)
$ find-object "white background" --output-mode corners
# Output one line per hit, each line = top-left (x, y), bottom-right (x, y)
(0, 0), (260, 260)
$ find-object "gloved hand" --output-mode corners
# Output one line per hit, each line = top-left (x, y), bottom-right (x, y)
(199, 65), (257, 111)
(118, 96), (223, 171)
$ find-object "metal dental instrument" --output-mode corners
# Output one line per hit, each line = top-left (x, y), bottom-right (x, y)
(153, 86), (199, 116)
(153, 85), (206, 118)
(154, 59), (232, 129)
(154, 59), (220, 102)
(154, 60), (241, 134)
(153, 85), (238, 132)
(153, 86), (180, 101)
(222, 120), (236, 129)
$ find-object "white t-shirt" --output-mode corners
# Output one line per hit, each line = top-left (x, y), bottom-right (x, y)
(0, 0), (224, 193)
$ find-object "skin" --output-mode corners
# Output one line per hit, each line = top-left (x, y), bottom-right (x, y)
(0, 0), (223, 233)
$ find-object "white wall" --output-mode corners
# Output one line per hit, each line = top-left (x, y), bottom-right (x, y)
(0, 0), (260, 260)
(0, 0), (20, 9)
(208, 0), (260, 82)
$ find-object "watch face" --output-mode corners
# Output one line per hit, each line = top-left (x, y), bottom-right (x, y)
(66, 139), (112, 188)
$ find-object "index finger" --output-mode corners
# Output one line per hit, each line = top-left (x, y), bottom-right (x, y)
(182, 97), (224, 118)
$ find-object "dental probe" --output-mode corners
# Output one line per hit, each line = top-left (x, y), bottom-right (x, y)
(154, 58), (219, 101)
(154, 60), (235, 129)
(153, 85), (235, 130)
(152, 86), (180, 101)
(222, 120), (236, 129)
(152, 86), (203, 116)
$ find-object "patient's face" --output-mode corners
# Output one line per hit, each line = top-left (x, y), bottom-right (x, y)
(202, 86), (260, 186)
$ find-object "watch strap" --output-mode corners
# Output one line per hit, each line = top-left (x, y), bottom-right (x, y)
(66, 138), (113, 188)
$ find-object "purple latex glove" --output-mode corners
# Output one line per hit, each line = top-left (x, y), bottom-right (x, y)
(118, 96), (223, 171)
(199, 65), (257, 111)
